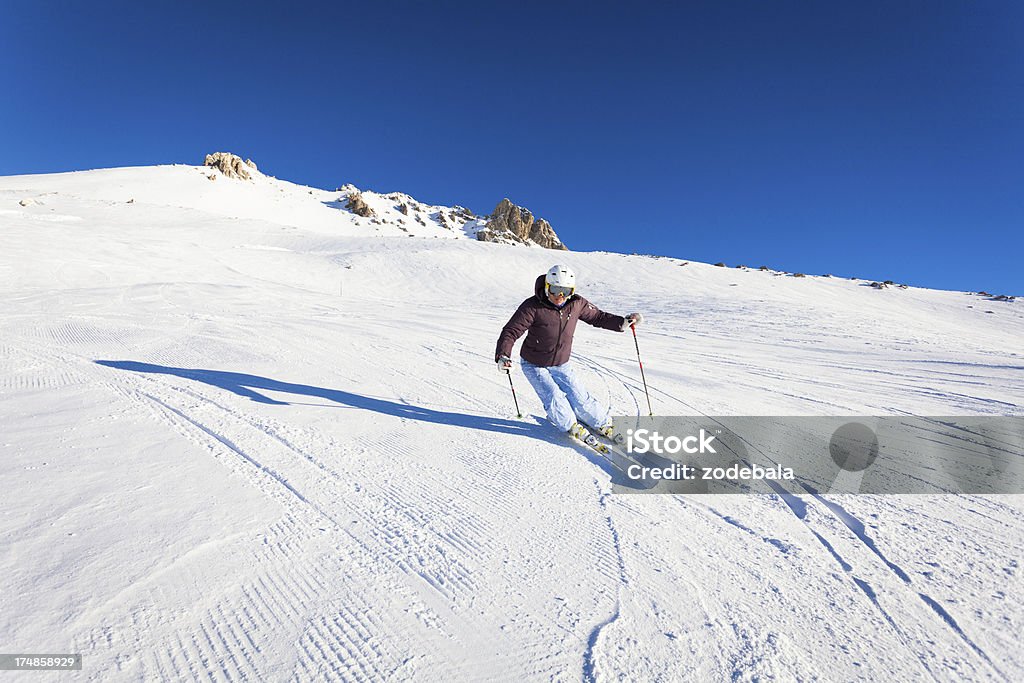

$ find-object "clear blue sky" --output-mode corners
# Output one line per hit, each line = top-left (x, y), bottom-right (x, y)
(3, 1), (1021, 294)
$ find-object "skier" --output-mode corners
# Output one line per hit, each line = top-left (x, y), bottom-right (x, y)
(495, 264), (643, 449)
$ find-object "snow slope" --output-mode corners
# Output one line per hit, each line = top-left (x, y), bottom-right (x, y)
(1, 165), (1022, 681)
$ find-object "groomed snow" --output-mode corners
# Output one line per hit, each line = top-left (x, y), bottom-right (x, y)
(1, 166), (1022, 681)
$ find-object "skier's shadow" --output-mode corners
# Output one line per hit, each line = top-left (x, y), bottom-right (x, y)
(95, 360), (546, 441)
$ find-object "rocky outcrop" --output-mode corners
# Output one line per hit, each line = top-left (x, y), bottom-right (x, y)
(476, 198), (566, 250)
(345, 192), (375, 218)
(204, 152), (258, 180)
(530, 218), (563, 250)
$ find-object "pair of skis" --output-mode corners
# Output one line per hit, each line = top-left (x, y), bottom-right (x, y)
(571, 424), (638, 469)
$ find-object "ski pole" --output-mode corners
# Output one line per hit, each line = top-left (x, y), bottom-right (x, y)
(507, 371), (523, 418)
(632, 324), (654, 416)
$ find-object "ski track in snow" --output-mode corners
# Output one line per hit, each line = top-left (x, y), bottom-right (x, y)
(755, 474), (1007, 681)
(800, 487), (1005, 680)
(581, 487), (628, 683)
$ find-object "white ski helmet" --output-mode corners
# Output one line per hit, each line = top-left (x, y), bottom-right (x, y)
(545, 264), (576, 298)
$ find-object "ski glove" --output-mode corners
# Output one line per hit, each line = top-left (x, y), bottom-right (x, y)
(621, 312), (644, 331)
(497, 355), (513, 373)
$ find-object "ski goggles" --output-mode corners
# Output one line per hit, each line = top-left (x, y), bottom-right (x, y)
(546, 283), (574, 298)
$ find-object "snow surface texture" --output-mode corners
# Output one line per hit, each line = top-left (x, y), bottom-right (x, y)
(1, 165), (1022, 681)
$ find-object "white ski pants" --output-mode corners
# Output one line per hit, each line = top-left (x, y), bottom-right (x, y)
(520, 359), (610, 433)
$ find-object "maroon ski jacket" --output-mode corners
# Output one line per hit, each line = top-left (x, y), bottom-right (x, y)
(495, 275), (625, 367)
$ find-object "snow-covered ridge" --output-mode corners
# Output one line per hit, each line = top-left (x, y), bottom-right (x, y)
(0, 162), (492, 242)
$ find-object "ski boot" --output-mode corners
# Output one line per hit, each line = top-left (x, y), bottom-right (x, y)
(596, 423), (627, 447)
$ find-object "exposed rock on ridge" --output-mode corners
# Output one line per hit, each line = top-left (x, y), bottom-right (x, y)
(476, 198), (567, 250)
(345, 192), (375, 218)
(204, 152), (258, 180)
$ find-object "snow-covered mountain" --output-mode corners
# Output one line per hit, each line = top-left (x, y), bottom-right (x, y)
(1, 163), (1022, 681)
